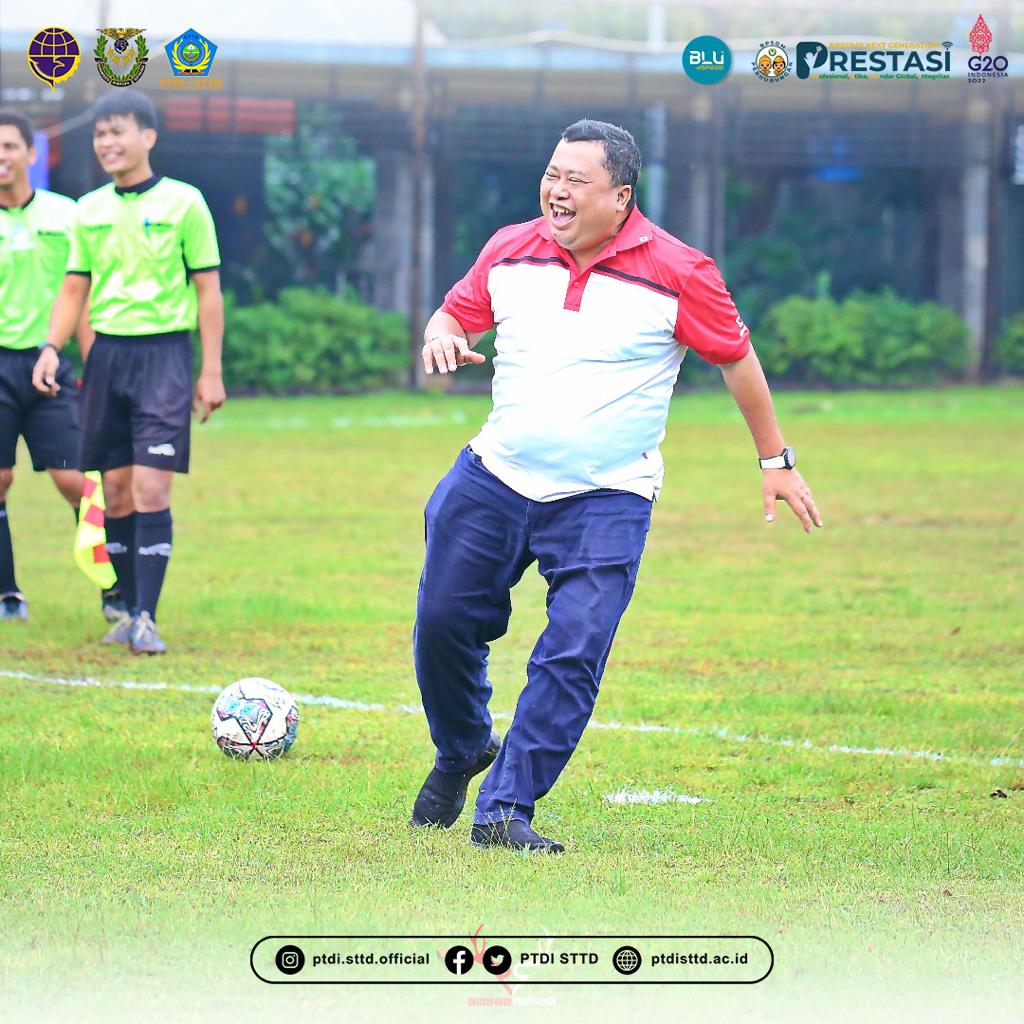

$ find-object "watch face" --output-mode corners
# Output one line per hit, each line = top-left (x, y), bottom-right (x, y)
(784, 447), (795, 468)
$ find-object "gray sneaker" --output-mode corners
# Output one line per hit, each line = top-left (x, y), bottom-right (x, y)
(0, 592), (28, 622)
(101, 615), (134, 646)
(130, 611), (167, 656)
(101, 588), (130, 624)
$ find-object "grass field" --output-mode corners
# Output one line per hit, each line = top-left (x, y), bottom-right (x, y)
(1, 386), (1022, 1023)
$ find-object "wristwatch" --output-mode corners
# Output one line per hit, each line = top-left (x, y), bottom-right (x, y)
(759, 446), (796, 470)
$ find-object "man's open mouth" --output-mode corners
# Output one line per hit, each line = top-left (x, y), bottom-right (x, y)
(550, 203), (576, 226)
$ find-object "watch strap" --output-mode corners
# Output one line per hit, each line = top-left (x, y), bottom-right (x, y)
(759, 447), (795, 470)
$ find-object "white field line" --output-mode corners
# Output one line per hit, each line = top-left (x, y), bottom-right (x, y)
(605, 789), (709, 805)
(2, 668), (1022, 770)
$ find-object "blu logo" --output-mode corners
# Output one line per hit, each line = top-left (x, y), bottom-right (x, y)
(682, 35), (733, 85)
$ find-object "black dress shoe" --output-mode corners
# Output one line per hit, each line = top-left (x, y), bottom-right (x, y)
(470, 819), (565, 854)
(410, 732), (501, 828)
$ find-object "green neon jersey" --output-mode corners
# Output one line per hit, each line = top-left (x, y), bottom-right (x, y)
(0, 189), (76, 350)
(67, 175), (220, 335)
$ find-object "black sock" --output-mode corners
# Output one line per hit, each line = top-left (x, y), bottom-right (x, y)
(105, 513), (137, 613)
(0, 501), (18, 595)
(135, 509), (173, 621)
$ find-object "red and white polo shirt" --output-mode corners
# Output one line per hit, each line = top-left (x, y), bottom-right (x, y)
(442, 207), (750, 501)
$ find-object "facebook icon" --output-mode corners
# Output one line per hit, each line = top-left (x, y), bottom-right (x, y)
(444, 945), (474, 975)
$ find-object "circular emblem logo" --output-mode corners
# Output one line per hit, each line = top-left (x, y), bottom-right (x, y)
(482, 945), (513, 976)
(753, 40), (791, 82)
(444, 945), (475, 975)
(26, 26), (81, 91)
(681, 35), (733, 85)
(612, 945), (643, 975)
(274, 944), (305, 975)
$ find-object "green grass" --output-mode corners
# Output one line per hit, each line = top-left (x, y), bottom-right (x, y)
(1, 386), (1022, 1023)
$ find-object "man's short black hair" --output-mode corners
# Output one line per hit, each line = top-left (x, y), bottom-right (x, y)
(92, 91), (158, 131)
(560, 119), (642, 210)
(0, 110), (35, 148)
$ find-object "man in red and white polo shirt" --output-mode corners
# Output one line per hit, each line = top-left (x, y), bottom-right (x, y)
(410, 120), (822, 853)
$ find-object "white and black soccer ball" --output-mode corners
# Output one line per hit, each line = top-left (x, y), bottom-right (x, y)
(211, 678), (299, 760)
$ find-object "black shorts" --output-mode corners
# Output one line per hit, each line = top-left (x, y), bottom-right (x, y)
(0, 346), (80, 471)
(79, 332), (193, 474)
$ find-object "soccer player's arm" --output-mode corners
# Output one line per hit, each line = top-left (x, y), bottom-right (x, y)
(76, 295), (95, 362)
(33, 208), (91, 394)
(422, 233), (502, 375)
(182, 192), (225, 422)
(675, 258), (822, 532)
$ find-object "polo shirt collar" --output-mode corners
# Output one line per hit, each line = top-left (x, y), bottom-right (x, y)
(535, 206), (655, 257)
(610, 207), (655, 253)
(114, 174), (162, 197)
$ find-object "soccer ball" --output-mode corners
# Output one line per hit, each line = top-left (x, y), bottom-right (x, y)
(211, 678), (299, 760)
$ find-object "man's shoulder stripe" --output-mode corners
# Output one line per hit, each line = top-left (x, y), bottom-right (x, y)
(592, 263), (679, 299)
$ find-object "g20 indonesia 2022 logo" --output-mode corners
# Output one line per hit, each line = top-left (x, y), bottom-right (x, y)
(967, 15), (1009, 84)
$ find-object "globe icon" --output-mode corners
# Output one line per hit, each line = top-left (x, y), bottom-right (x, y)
(27, 26), (81, 90)
(612, 945), (642, 975)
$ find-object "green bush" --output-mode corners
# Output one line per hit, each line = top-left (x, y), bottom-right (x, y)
(219, 288), (408, 394)
(993, 313), (1024, 376)
(757, 290), (967, 386)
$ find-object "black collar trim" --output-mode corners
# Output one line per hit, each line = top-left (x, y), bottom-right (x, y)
(0, 189), (36, 211)
(114, 175), (162, 196)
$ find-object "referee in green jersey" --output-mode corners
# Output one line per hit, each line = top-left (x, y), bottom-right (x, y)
(34, 92), (225, 655)
(0, 110), (126, 623)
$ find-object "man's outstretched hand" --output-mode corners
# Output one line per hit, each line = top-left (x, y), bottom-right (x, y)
(422, 334), (487, 375)
(763, 469), (823, 533)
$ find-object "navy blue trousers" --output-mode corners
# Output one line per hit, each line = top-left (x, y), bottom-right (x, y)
(414, 447), (651, 826)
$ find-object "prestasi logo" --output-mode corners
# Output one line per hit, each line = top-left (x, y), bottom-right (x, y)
(681, 35), (732, 85)
(27, 26), (81, 90)
(794, 40), (952, 80)
(753, 41), (791, 83)
(95, 28), (149, 87)
(796, 41), (828, 79)
(165, 28), (217, 75)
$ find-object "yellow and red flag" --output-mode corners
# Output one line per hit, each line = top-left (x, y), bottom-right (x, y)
(74, 471), (117, 589)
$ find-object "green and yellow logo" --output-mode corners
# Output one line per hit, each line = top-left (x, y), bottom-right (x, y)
(165, 28), (217, 75)
(160, 28), (222, 90)
(94, 27), (149, 87)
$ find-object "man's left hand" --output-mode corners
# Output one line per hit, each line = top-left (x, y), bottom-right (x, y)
(763, 469), (823, 532)
(193, 371), (226, 423)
